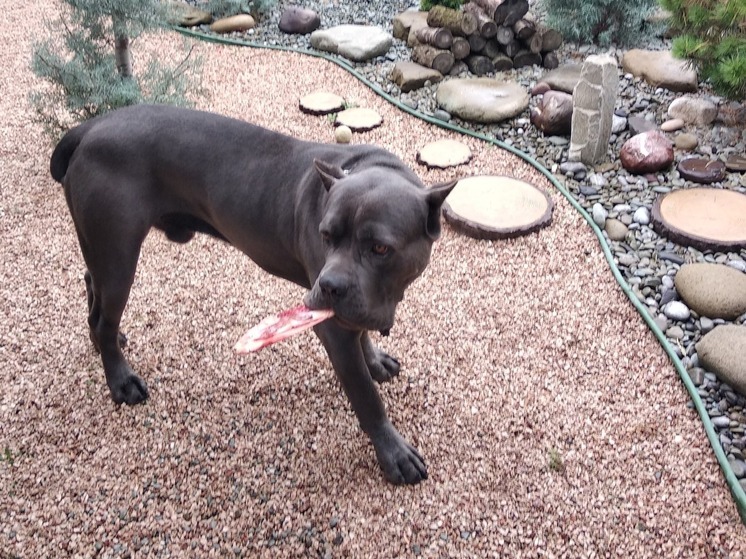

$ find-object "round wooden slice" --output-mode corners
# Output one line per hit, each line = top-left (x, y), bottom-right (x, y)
(651, 188), (746, 252)
(442, 175), (554, 240)
(299, 91), (345, 115)
(417, 139), (472, 169)
(335, 108), (383, 132)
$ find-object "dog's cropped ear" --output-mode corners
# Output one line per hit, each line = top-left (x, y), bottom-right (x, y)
(425, 179), (459, 240)
(314, 159), (346, 191)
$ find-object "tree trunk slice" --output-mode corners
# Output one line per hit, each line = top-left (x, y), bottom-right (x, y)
(502, 0), (529, 26)
(443, 175), (554, 240)
(470, 0), (502, 20)
(651, 188), (746, 252)
(426, 5), (478, 37)
(512, 18), (536, 40)
(492, 52), (514, 71)
(513, 49), (542, 68)
(463, 2), (497, 38)
(299, 91), (345, 115)
(416, 139), (472, 169)
(495, 25), (514, 46)
(482, 39), (502, 59)
(466, 54), (495, 76)
(540, 27), (563, 52)
(451, 37), (471, 60)
(522, 32), (543, 54)
(412, 44), (455, 74)
(415, 26), (453, 49)
(542, 50), (560, 69)
(335, 107), (383, 132)
(468, 33), (487, 53)
(501, 39), (520, 58)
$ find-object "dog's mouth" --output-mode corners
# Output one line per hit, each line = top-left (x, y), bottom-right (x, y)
(303, 291), (394, 334)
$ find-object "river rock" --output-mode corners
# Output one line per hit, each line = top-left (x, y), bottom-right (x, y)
(696, 325), (746, 396)
(660, 118), (684, 132)
(539, 64), (582, 94)
(620, 130), (674, 174)
(605, 219), (629, 241)
(677, 158), (726, 183)
(210, 14), (255, 33)
(675, 263), (746, 320)
(279, 6), (320, 34)
(311, 25), (392, 62)
(674, 133), (698, 151)
(436, 79), (528, 123)
(530, 90), (573, 136)
(621, 49), (698, 92)
(668, 96), (718, 126)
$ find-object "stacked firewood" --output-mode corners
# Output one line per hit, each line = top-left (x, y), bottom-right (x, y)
(410, 1), (563, 76)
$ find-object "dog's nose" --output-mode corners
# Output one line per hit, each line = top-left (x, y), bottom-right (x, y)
(319, 273), (348, 300)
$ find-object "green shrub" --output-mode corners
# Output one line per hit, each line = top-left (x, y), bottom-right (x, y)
(205, 0), (277, 20)
(420, 0), (464, 11)
(31, 0), (202, 140)
(661, 0), (746, 99)
(543, 0), (660, 46)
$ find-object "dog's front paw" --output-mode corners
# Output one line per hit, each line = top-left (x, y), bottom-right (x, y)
(372, 425), (428, 485)
(366, 347), (401, 383)
(109, 372), (149, 405)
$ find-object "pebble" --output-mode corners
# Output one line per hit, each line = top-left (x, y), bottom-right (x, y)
(663, 301), (691, 321)
(730, 459), (746, 479)
(712, 416), (731, 428)
(592, 203), (608, 228)
(633, 207), (650, 225)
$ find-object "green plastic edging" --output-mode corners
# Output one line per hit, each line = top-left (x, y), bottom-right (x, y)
(175, 26), (746, 522)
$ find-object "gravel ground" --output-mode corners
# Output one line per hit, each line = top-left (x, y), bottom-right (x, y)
(2, 2), (746, 558)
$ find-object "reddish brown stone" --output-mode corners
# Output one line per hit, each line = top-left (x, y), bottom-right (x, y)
(530, 90), (573, 136)
(677, 158), (727, 184)
(279, 6), (320, 34)
(620, 130), (674, 174)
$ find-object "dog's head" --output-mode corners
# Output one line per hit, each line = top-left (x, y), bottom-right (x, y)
(304, 159), (457, 334)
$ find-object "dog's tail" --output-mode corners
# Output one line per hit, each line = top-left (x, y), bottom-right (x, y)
(49, 120), (94, 183)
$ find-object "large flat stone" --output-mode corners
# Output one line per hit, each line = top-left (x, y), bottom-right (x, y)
(392, 10), (428, 41)
(696, 325), (746, 396)
(390, 61), (443, 93)
(675, 263), (746, 320)
(540, 64), (582, 94)
(436, 79), (528, 123)
(621, 49), (698, 93)
(311, 25), (392, 62)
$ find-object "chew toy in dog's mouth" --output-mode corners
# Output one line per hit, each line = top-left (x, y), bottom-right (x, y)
(234, 305), (334, 353)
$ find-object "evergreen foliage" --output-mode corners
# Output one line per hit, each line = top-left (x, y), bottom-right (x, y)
(205, 0), (277, 20)
(31, 0), (202, 139)
(661, 0), (746, 99)
(420, 0), (464, 11)
(543, 0), (660, 46)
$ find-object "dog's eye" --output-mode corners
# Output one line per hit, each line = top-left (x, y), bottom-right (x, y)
(372, 244), (390, 256)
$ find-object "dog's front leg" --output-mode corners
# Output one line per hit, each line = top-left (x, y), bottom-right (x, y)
(314, 321), (427, 485)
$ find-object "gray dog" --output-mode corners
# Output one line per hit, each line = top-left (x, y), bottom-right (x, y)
(50, 104), (456, 485)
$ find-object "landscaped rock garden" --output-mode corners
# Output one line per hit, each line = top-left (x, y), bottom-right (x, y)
(175, 0), (746, 490)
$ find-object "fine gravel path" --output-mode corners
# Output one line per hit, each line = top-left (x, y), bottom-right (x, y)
(2, 3), (746, 557)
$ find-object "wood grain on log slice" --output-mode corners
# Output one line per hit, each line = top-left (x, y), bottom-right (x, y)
(470, 0), (501, 20)
(542, 50), (559, 69)
(651, 189), (746, 252)
(502, 40), (520, 58)
(427, 5), (478, 37)
(492, 52), (514, 71)
(412, 44), (455, 74)
(468, 33), (486, 53)
(451, 37), (471, 60)
(482, 39), (502, 59)
(443, 175), (554, 240)
(449, 60), (469, 76)
(523, 32), (543, 54)
(539, 27), (563, 52)
(466, 55), (495, 76)
(496, 0), (529, 27)
(463, 2), (497, 38)
(495, 25), (514, 45)
(299, 91), (345, 115)
(415, 26), (453, 49)
(335, 107), (383, 132)
(513, 49), (542, 68)
(416, 139), (472, 169)
(512, 18), (535, 40)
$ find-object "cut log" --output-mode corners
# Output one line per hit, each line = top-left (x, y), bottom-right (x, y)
(501, 39), (520, 58)
(492, 52), (514, 72)
(463, 2), (497, 38)
(500, 0), (529, 26)
(415, 26), (454, 49)
(512, 18), (535, 40)
(469, 0), (501, 20)
(427, 5), (478, 37)
(411, 44), (455, 74)
(513, 49), (542, 68)
(449, 60), (469, 76)
(495, 25), (514, 45)
(542, 50), (560, 69)
(522, 32), (543, 54)
(466, 54), (495, 76)
(482, 39), (502, 59)
(468, 33), (487, 53)
(451, 36), (471, 60)
(539, 27), (563, 52)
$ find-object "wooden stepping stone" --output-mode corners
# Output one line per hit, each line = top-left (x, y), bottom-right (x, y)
(651, 188), (746, 251)
(417, 139), (472, 169)
(677, 157), (726, 184)
(442, 175), (553, 240)
(725, 154), (746, 172)
(299, 91), (345, 115)
(335, 108), (382, 132)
